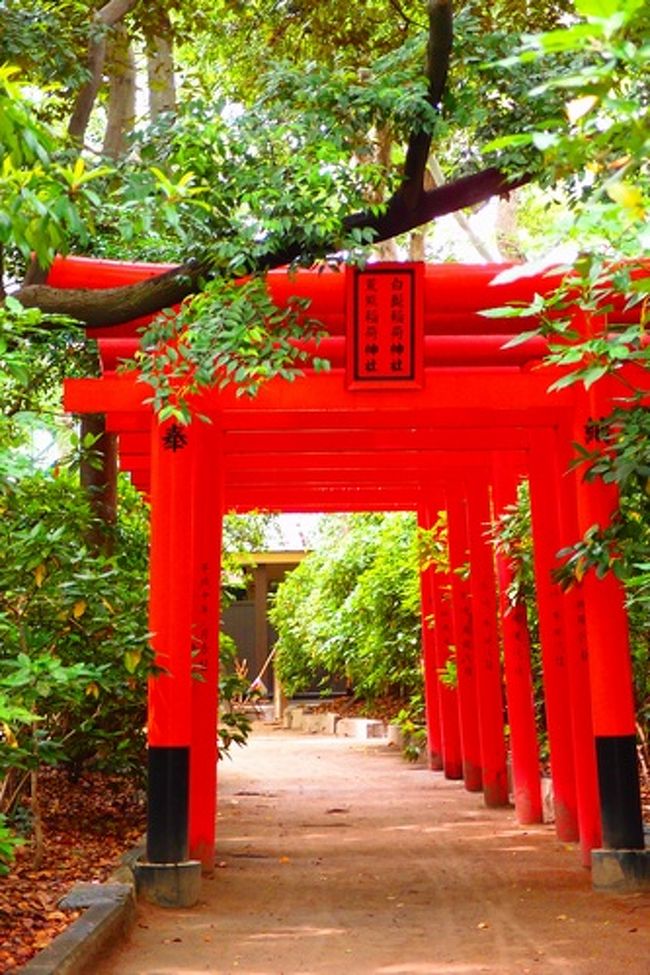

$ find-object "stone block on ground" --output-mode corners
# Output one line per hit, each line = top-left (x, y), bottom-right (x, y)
(387, 724), (404, 748)
(287, 707), (305, 730)
(336, 717), (386, 739)
(302, 712), (340, 735)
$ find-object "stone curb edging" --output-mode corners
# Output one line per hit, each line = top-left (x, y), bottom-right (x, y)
(15, 845), (144, 975)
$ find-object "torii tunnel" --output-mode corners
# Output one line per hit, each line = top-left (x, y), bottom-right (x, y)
(55, 256), (647, 889)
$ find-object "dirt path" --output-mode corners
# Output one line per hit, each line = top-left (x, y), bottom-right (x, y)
(96, 727), (649, 975)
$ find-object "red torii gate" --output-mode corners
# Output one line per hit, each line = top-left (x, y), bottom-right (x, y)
(55, 256), (646, 900)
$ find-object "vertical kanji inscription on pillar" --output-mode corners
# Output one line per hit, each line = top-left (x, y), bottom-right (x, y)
(347, 263), (423, 389)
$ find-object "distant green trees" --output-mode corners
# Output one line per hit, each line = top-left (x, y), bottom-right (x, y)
(270, 513), (423, 706)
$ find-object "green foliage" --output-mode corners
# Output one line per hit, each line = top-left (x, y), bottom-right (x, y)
(216, 633), (254, 760)
(0, 468), (152, 791)
(134, 275), (327, 419)
(0, 812), (23, 875)
(0, 66), (109, 272)
(0, 296), (90, 464)
(483, 3), (649, 744)
(0, 1), (96, 107)
(394, 691), (427, 763)
(270, 513), (422, 705)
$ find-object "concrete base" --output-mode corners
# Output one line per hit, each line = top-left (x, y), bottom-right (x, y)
(591, 848), (650, 891)
(135, 859), (202, 908)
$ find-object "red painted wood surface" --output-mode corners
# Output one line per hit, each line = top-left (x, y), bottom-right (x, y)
(51, 256), (650, 860)
(147, 420), (194, 748)
(418, 506), (445, 771)
(465, 478), (509, 807)
(429, 549), (464, 781)
(553, 424), (602, 863)
(528, 432), (580, 843)
(445, 484), (483, 794)
(189, 422), (224, 869)
(491, 455), (543, 826)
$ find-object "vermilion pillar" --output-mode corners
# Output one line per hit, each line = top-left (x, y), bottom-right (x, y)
(553, 425), (601, 863)
(418, 507), (444, 771)
(572, 423), (644, 851)
(446, 484), (483, 793)
(528, 432), (579, 843)
(189, 421), (224, 870)
(430, 567), (464, 780)
(465, 477), (509, 807)
(491, 456), (542, 825)
(147, 418), (196, 864)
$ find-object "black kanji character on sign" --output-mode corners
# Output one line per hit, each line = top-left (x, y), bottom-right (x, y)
(584, 416), (607, 443)
(390, 359), (403, 372)
(365, 359), (378, 372)
(162, 423), (188, 452)
(365, 343), (379, 355)
(390, 342), (405, 355)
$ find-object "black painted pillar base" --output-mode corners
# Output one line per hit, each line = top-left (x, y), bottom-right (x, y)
(595, 735), (644, 850)
(147, 745), (190, 864)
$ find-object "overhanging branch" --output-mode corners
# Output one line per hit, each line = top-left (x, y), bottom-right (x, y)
(13, 167), (530, 327)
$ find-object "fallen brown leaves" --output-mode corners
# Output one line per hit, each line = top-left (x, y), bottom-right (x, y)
(0, 769), (145, 972)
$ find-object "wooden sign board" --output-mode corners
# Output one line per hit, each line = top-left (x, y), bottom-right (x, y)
(346, 263), (424, 389)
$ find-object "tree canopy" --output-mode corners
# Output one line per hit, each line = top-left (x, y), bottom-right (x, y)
(0, 3), (560, 323)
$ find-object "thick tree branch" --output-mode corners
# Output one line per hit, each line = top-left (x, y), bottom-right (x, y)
(12, 167), (530, 327)
(401, 0), (453, 210)
(345, 166), (529, 245)
(15, 260), (210, 328)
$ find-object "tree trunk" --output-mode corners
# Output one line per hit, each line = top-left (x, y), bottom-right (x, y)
(67, 0), (140, 145)
(102, 23), (136, 159)
(373, 127), (400, 261)
(80, 413), (118, 556)
(495, 191), (525, 261)
(146, 12), (176, 121)
(409, 228), (426, 261)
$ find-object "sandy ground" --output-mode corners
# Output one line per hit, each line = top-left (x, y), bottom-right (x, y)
(95, 726), (649, 975)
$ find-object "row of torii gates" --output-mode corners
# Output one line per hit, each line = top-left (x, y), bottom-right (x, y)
(55, 256), (647, 894)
